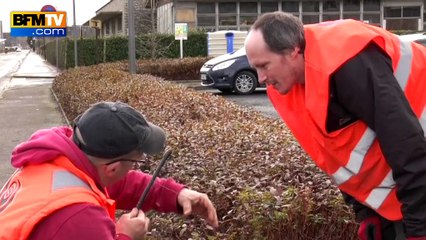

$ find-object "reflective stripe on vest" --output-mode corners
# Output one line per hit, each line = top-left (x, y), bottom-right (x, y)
(365, 171), (394, 209)
(421, 110), (426, 136)
(330, 39), (425, 211)
(52, 170), (91, 192)
(332, 128), (376, 185)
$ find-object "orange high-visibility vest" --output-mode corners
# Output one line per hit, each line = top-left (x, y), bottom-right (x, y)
(0, 156), (116, 239)
(268, 19), (426, 221)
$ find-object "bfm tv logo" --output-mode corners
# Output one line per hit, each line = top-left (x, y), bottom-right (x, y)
(10, 5), (67, 37)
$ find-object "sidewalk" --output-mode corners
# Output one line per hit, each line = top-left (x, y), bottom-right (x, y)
(0, 51), (65, 185)
(0, 52), (206, 185)
(172, 79), (208, 91)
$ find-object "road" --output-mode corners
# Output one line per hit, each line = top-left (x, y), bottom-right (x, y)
(0, 50), (63, 185)
(0, 50), (28, 95)
(201, 88), (279, 119)
(0, 52), (279, 121)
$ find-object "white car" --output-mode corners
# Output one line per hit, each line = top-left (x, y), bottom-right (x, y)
(200, 48), (264, 95)
(398, 33), (426, 46)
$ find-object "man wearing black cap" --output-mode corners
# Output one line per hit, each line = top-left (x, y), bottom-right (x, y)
(0, 101), (218, 240)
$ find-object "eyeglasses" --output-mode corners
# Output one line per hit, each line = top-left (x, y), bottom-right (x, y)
(105, 154), (147, 169)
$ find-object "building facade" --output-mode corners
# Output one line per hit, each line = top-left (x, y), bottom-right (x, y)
(157, 0), (426, 33)
(84, 0), (155, 38)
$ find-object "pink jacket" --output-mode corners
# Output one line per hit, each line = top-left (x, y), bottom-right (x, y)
(8, 127), (184, 240)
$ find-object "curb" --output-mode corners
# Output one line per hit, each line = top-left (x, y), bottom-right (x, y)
(186, 85), (211, 91)
(50, 87), (70, 126)
(171, 80), (211, 91)
(12, 75), (57, 78)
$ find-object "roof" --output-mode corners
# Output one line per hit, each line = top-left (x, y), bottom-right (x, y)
(92, 11), (122, 21)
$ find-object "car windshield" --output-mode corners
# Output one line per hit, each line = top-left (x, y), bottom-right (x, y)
(415, 39), (426, 46)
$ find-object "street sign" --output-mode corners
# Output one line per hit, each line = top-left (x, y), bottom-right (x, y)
(175, 23), (188, 59)
(175, 23), (188, 40)
(89, 20), (102, 29)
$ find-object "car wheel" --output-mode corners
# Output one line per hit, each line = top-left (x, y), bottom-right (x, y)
(233, 71), (257, 95)
(218, 88), (234, 94)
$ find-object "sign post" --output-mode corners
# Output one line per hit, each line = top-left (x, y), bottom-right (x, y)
(128, 0), (136, 74)
(174, 23), (188, 59)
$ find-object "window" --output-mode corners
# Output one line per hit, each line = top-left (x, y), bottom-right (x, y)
(219, 2), (236, 14)
(240, 2), (257, 13)
(240, 16), (256, 26)
(240, 2), (258, 28)
(323, 14), (340, 21)
(403, 6), (421, 18)
(343, 0), (360, 11)
(323, 0), (340, 22)
(218, 2), (236, 29)
(323, 0), (340, 12)
(363, 0), (380, 25)
(364, 0), (380, 11)
(198, 3), (215, 14)
(384, 7), (401, 18)
(303, 15), (319, 24)
(363, 14), (380, 24)
(198, 16), (215, 26)
(219, 15), (237, 26)
(343, 13), (360, 20)
(197, 2), (216, 30)
(117, 18), (122, 32)
(424, 11), (426, 29)
(283, 1), (299, 13)
(106, 22), (110, 35)
(261, 2), (278, 13)
(302, 1), (319, 24)
(302, 1), (319, 12)
(385, 6), (421, 18)
(240, 15), (257, 26)
(342, 0), (360, 22)
(111, 21), (115, 34)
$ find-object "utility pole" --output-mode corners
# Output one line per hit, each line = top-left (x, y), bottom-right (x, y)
(128, 0), (137, 74)
(0, 21), (3, 53)
(56, 38), (59, 69)
(0, 21), (3, 39)
(72, 0), (78, 67)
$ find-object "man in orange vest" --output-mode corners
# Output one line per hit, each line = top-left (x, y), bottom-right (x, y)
(245, 12), (426, 240)
(0, 101), (218, 240)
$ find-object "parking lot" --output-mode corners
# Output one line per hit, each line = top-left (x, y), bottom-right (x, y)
(201, 87), (279, 119)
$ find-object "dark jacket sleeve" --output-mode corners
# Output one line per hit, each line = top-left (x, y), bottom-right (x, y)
(107, 170), (185, 213)
(330, 43), (426, 237)
(340, 190), (378, 223)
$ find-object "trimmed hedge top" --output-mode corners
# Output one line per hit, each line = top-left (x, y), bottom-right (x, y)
(52, 60), (358, 239)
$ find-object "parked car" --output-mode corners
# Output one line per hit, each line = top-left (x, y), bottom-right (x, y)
(200, 33), (426, 95)
(200, 47), (264, 95)
(398, 32), (426, 46)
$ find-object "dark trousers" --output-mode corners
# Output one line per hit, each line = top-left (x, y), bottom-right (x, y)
(381, 219), (405, 240)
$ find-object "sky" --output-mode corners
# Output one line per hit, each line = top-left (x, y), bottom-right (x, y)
(0, 0), (110, 33)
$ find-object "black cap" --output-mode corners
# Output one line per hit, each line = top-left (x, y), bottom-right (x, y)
(72, 101), (166, 158)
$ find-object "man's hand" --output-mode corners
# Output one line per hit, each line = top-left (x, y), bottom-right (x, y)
(116, 208), (150, 240)
(177, 188), (219, 228)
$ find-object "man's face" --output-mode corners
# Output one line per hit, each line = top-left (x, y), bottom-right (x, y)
(245, 30), (304, 94)
(97, 151), (146, 186)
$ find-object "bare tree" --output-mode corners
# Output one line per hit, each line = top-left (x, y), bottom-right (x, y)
(136, 0), (176, 59)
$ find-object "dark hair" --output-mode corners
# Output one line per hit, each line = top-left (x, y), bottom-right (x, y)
(251, 12), (305, 54)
